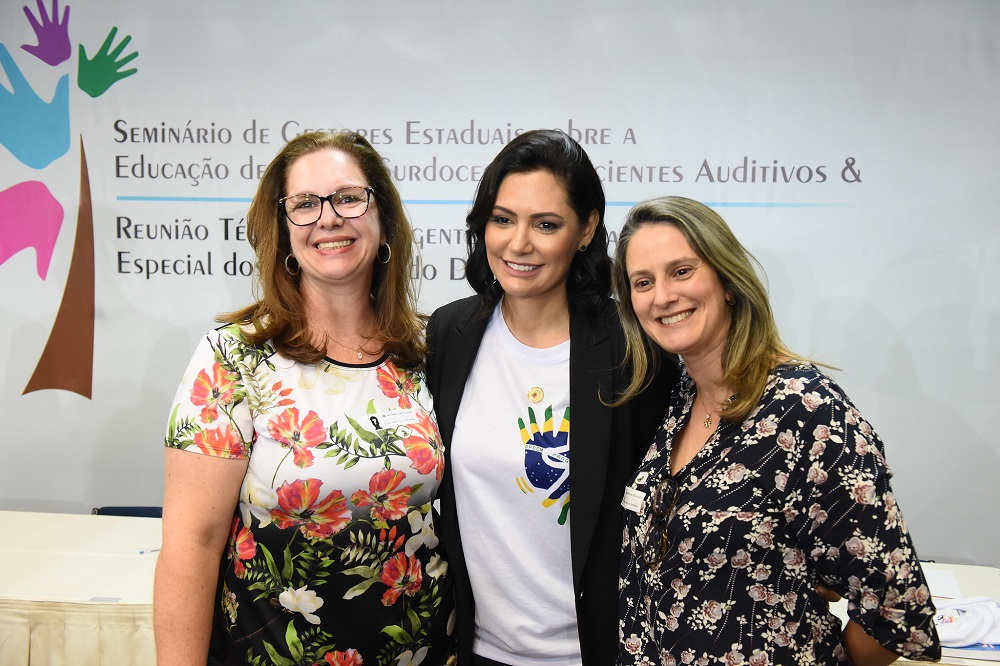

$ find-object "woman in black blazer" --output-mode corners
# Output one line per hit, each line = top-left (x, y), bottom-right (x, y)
(426, 130), (677, 666)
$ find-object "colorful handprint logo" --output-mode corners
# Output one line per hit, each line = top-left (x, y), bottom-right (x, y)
(516, 405), (572, 525)
(0, 0), (138, 397)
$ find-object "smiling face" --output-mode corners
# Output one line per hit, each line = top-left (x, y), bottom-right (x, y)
(284, 148), (384, 296)
(625, 222), (732, 370)
(484, 170), (597, 310)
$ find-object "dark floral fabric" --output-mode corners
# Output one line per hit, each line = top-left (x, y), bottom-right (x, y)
(166, 324), (455, 666)
(618, 363), (940, 665)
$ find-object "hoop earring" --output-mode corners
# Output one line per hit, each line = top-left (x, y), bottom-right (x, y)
(377, 243), (392, 264)
(284, 254), (300, 276)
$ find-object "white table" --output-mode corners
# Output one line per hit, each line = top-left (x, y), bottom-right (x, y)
(916, 561), (1000, 665)
(826, 561), (1000, 665)
(0, 510), (161, 666)
(1, 510), (997, 665)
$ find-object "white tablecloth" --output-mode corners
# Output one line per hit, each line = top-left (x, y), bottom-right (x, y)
(0, 510), (161, 666)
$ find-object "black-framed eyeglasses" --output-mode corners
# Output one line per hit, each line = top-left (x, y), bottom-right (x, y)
(643, 476), (681, 568)
(278, 186), (374, 226)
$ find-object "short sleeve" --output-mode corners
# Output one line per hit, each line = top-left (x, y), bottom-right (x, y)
(164, 326), (254, 459)
(781, 376), (940, 661)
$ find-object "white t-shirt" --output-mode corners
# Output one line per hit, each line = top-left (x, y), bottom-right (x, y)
(451, 305), (581, 666)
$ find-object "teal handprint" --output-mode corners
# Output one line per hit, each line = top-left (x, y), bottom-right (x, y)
(78, 26), (138, 98)
(21, 0), (71, 66)
(0, 43), (70, 169)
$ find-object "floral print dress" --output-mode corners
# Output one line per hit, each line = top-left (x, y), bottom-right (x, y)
(618, 363), (940, 665)
(165, 324), (455, 666)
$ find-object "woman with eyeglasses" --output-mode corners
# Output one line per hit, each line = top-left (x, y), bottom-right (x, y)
(154, 131), (455, 666)
(425, 130), (678, 666)
(613, 196), (940, 665)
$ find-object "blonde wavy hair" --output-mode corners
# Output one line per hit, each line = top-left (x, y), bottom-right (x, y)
(611, 196), (807, 422)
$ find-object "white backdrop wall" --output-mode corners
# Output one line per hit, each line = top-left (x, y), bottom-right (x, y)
(1, 1), (997, 566)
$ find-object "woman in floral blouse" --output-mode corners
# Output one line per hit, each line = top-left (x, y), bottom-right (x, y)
(611, 196), (939, 665)
(154, 131), (454, 666)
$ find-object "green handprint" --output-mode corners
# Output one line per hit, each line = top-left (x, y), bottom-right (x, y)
(78, 26), (138, 98)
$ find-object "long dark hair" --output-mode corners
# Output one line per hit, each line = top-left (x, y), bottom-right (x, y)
(464, 129), (610, 314)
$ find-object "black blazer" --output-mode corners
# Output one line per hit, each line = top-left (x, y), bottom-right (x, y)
(426, 295), (677, 666)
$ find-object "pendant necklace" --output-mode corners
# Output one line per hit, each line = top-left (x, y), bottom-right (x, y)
(696, 394), (715, 429)
(330, 333), (374, 360)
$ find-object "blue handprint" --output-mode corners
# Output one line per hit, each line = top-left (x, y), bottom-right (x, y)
(21, 0), (71, 66)
(518, 405), (571, 524)
(0, 43), (70, 169)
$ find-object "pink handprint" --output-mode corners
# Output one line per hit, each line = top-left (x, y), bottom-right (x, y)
(21, 0), (71, 67)
(0, 181), (64, 280)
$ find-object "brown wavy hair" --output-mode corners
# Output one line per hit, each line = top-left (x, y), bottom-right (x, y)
(221, 131), (425, 369)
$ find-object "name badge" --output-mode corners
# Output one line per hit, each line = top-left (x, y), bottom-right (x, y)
(369, 407), (418, 433)
(622, 486), (646, 514)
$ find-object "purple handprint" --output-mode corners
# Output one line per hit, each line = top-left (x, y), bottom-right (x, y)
(21, 0), (71, 66)
(78, 26), (138, 98)
(0, 43), (70, 169)
(0, 181), (64, 280)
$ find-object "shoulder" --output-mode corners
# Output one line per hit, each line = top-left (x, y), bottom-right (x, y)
(428, 295), (485, 331)
(756, 363), (880, 452)
(569, 297), (621, 345)
(212, 321), (251, 343)
(201, 322), (279, 365)
(766, 363), (852, 411)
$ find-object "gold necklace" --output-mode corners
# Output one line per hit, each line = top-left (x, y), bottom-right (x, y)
(329, 333), (375, 360)
(696, 394), (716, 429)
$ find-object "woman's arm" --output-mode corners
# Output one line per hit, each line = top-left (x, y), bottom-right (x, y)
(843, 619), (899, 666)
(784, 370), (939, 661)
(814, 585), (897, 664)
(153, 447), (248, 665)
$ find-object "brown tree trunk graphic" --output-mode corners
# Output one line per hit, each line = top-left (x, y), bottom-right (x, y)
(23, 137), (95, 398)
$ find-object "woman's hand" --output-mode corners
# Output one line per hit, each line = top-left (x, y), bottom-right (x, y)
(843, 620), (899, 666)
(817, 584), (842, 605)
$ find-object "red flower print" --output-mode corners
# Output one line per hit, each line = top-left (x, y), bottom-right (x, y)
(380, 552), (423, 605)
(352, 469), (412, 521)
(194, 424), (246, 458)
(322, 649), (363, 666)
(190, 362), (238, 423)
(271, 478), (351, 539)
(376, 364), (417, 408)
(271, 381), (295, 408)
(403, 410), (444, 481)
(267, 407), (326, 468)
(227, 517), (257, 577)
